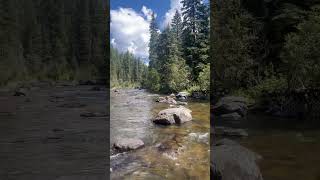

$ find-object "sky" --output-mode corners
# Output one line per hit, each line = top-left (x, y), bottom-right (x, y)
(110, 0), (184, 62)
(110, 0), (208, 62)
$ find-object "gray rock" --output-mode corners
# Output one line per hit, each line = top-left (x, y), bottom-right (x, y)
(176, 91), (190, 100)
(213, 96), (248, 116)
(113, 138), (144, 152)
(156, 96), (177, 104)
(214, 102), (248, 117)
(211, 139), (263, 180)
(153, 107), (192, 125)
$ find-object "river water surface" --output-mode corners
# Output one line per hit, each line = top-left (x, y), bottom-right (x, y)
(110, 89), (210, 179)
(229, 113), (320, 180)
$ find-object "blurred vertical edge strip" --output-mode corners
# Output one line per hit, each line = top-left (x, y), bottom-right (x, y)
(209, 0), (214, 179)
(105, 0), (111, 179)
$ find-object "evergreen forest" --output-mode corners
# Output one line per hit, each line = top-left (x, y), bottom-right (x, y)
(0, 0), (108, 86)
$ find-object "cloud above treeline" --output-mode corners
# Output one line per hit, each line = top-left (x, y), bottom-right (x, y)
(110, 0), (183, 60)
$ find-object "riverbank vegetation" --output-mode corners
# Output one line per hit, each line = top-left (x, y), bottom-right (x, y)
(110, 47), (148, 88)
(211, 0), (320, 102)
(0, 0), (108, 87)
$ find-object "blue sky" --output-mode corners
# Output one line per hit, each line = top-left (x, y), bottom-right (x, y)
(111, 0), (171, 25)
(110, 0), (209, 61)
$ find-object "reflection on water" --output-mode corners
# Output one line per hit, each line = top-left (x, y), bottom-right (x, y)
(234, 113), (320, 180)
(110, 89), (210, 179)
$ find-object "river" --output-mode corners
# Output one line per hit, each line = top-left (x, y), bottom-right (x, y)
(110, 89), (210, 179)
(223, 112), (320, 180)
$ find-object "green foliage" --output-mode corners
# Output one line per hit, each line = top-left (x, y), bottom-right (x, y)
(197, 63), (210, 93)
(235, 76), (287, 98)
(0, 0), (108, 86)
(212, 0), (262, 91)
(110, 47), (147, 88)
(146, 1), (209, 94)
(145, 68), (160, 92)
(281, 6), (320, 89)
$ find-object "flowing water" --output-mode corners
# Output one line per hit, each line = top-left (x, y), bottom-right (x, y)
(229, 113), (320, 180)
(110, 89), (210, 179)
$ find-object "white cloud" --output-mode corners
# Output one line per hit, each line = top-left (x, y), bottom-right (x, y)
(111, 7), (153, 59)
(162, 0), (183, 28)
(141, 6), (155, 21)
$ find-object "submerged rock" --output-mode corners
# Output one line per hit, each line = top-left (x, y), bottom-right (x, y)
(211, 139), (263, 180)
(153, 107), (192, 125)
(219, 112), (242, 121)
(113, 138), (144, 152)
(214, 127), (248, 137)
(188, 132), (209, 144)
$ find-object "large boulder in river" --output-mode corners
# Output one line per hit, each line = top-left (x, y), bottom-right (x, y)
(211, 139), (263, 180)
(213, 96), (248, 117)
(153, 107), (192, 125)
(113, 138), (144, 152)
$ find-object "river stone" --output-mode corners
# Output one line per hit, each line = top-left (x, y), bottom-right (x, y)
(176, 91), (190, 101)
(153, 107), (192, 125)
(211, 139), (263, 180)
(156, 96), (177, 104)
(213, 96), (248, 116)
(113, 138), (144, 152)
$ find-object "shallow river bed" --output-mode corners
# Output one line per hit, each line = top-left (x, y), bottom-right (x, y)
(110, 89), (210, 179)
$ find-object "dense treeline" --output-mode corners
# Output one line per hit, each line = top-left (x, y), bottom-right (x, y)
(211, 0), (320, 100)
(110, 47), (148, 87)
(146, 0), (210, 94)
(0, 0), (108, 86)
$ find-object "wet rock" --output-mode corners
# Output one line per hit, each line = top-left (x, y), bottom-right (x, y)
(176, 92), (190, 101)
(155, 135), (184, 160)
(211, 139), (263, 180)
(156, 96), (177, 104)
(153, 107), (192, 125)
(13, 89), (26, 96)
(219, 112), (242, 121)
(213, 96), (248, 116)
(80, 112), (107, 117)
(113, 138), (144, 152)
(214, 127), (248, 137)
(191, 91), (207, 99)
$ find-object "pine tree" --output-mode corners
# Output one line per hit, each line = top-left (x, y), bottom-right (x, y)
(171, 10), (183, 52)
(148, 13), (159, 70)
(181, 0), (209, 79)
